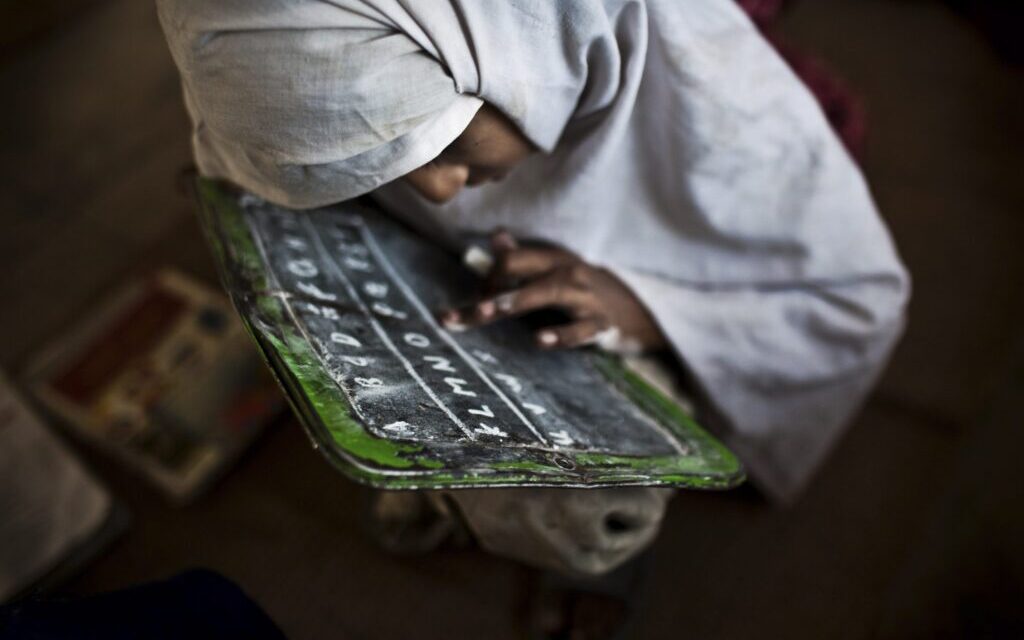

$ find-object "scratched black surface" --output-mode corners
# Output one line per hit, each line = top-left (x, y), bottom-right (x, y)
(244, 197), (684, 460)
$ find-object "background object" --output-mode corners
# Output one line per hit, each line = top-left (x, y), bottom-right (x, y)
(24, 269), (283, 503)
(0, 569), (286, 640)
(0, 373), (122, 602)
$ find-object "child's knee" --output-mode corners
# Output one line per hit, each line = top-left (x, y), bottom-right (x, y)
(451, 487), (674, 576)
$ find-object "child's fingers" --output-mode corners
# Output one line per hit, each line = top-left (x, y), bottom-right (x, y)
(487, 272), (594, 319)
(443, 269), (595, 328)
(536, 318), (608, 349)
(485, 230), (577, 292)
(488, 247), (577, 289)
(489, 229), (518, 252)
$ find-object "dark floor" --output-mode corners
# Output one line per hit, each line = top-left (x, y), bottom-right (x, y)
(1, 1), (1022, 638)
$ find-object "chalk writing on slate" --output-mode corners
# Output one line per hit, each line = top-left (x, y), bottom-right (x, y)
(195, 179), (744, 490)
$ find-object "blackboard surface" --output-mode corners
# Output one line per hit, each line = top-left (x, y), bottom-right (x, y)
(194, 179), (743, 490)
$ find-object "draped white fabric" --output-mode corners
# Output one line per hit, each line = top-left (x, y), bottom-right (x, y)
(159, 0), (909, 502)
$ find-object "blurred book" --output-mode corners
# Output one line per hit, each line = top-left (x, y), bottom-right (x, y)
(25, 269), (284, 503)
(0, 373), (123, 602)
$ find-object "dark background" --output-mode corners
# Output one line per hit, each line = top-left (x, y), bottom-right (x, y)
(1, 1), (1022, 637)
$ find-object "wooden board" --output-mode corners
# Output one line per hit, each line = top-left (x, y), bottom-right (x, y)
(193, 178), (744, 490)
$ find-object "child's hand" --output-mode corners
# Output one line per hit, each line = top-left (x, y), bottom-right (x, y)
(440, 231), (667, 353)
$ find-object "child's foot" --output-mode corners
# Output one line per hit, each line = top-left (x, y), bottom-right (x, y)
(363, 490), (470, 555)
(528, 589), (631, 640)
(522, 550), (652, 640)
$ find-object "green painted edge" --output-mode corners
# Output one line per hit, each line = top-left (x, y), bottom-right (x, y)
(192, 177), (744, 490)
(583, 356), (745, 489)
(196, 182), (443, 475)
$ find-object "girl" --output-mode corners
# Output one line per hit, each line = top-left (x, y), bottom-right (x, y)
(159, 0), (908, 575)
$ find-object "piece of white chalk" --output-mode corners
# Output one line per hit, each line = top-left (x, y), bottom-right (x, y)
(592, 326), (644, 356)
(463, 245), (495, 277)
(494, 292), (516, 313)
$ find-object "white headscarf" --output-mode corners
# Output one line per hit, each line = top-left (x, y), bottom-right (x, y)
(159, 0), (909, 503)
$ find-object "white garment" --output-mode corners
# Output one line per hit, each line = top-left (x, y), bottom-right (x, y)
(159, 0), (909, 503)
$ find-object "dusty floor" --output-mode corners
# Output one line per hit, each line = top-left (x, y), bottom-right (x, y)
(1, 1), (1022, 638)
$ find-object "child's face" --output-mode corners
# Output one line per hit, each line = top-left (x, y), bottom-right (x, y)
(402, 105), (535, 203)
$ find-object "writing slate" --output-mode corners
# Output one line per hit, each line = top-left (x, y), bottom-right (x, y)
(193, 178), (743, 490)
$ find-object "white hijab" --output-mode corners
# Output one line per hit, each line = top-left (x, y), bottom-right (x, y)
(159, 0), (909, 503)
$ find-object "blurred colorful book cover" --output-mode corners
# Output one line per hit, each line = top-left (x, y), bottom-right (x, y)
(25, 269), (284, 503)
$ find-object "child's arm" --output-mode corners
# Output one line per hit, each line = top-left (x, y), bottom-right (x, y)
(440, 230), (666, 355)
(443, 222), (907, 505)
